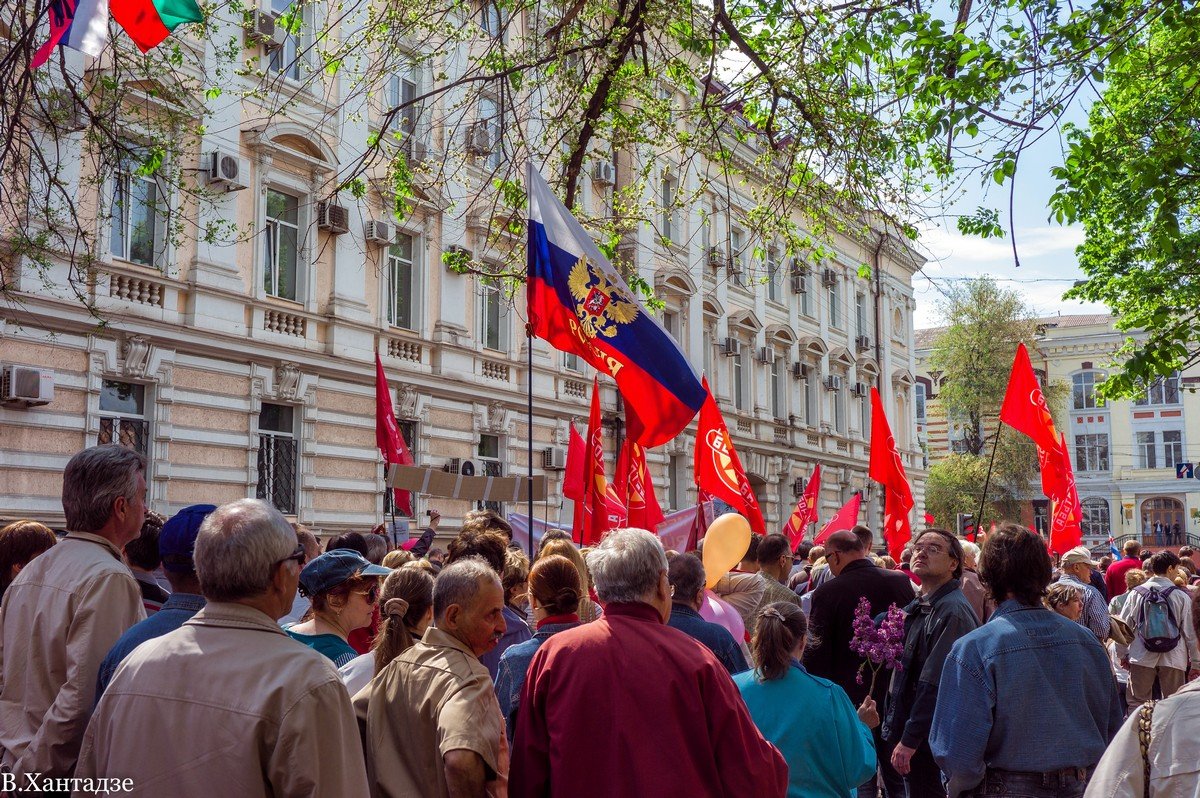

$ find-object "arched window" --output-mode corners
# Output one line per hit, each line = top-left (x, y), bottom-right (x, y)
(1080, 498), (1110, 540)
(1072, 371), (1102, 410)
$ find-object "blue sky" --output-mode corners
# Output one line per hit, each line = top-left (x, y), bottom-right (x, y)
(911, 102), (1111, 329)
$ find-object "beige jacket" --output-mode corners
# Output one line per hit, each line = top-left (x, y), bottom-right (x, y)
(0, 532), (144, 778)
(1085, 679), (1200, 798)
(74, 602), (369, 798)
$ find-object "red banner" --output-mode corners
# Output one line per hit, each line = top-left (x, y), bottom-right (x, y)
(693, 379), (765, 534)
(614, 439), (665, 531)
(814, 493), (863, 545)
(375, 353), (413, 516)
(782, 465), (822, 548)
(868, 387), (914, 560)
(1000, 343), (1061, 454)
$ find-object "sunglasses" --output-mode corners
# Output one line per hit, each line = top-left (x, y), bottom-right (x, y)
(276, 544), (305, 567)
(353, 584), (381, 604)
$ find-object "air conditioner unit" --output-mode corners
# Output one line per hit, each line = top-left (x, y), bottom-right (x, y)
(316, 201), (350, 234)
(542, 446), (567, 470)
(444, 244), (473, 265)
(824, 375), (842, 391)
(204, 149), (249, 191)
(720, 338), (741, 357)
(757, 347), (775, 365)
(789, 258), (809, 277)
(821, 268), (838, 287)
(727, 258), (744, 279)
(790, 274), (807, 294)
(1, 365), (54, 407)
(246, 10), (285, 50)
(707, 246), (727, 271)
(364, 219), (394, 245)
(792, 362), (809, 380)
(444, 457), (478, 475)
(590, 160), (615, 185)
(851, 382), (867, 397)
(465, 122), (494, 155)
(855, 335), (871, 352)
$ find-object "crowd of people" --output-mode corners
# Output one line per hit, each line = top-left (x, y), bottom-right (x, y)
(1, 444), (1199, 797)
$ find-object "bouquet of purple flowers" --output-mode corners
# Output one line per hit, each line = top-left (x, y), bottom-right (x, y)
(849, 595), (906, 695)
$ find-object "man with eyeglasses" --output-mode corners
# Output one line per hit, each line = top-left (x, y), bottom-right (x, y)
(75, 499), (369, 797)
(882, 528), (978, 797)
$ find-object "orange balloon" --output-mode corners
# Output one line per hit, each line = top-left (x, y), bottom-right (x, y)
(702, 513), (752, 589)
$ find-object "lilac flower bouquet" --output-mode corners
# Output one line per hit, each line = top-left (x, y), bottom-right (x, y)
(849, 595), (906, 694)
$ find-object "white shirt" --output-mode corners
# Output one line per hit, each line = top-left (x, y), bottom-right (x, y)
(338, 652), (374, 696)
(279, 590), (310, 627)
(1117, 576), (1200, 671)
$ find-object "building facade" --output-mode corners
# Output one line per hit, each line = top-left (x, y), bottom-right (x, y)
(0, 8), (924, 540)
(915, 315), (1200, 548)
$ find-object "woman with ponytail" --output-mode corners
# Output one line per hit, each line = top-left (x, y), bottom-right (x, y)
(338, 565), (434, 694)
(735, 601), (879, 798)
(495, 554), (583, 738)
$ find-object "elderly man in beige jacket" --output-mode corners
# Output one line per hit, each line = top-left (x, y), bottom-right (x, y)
(74, 499), (369, 797)
(0, 445), (147, 782)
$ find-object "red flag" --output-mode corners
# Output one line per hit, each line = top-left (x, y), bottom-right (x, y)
(782, 465), (822, 548)
(614, 439), (665, 531)
(814, 493), (862, 545)
(564, 422), (586, 536)
(693, 379), (766, 534)
(999, 343), (1060, 454)
(375, 353), (413, 516)
(1043, 432), (1082, 554)
(868, 387), (914, 561)
(582, 378), (625, 545)
(684, 496), (711, 552)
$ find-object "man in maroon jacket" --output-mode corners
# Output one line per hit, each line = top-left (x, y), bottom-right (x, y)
(511, 527), (788, 797)
(1105, 539), (1143, 600)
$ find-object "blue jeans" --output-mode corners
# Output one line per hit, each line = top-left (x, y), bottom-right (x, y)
(971, 768), (1088, 798)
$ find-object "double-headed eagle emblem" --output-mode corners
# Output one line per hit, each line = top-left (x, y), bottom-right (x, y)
(567, 255), (639, 339)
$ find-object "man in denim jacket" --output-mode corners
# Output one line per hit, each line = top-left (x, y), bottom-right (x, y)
(930, 524), (1123, 798)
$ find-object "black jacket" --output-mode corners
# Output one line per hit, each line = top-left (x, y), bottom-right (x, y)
(802, 558), (916, 706)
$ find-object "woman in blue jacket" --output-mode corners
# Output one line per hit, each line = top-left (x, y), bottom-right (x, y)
(735, 602), (878, 798)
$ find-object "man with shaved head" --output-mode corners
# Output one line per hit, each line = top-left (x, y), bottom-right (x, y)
(804, 528), (916, 798)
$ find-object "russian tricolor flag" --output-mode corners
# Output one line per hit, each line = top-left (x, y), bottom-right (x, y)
(526, 164), (706, 448)
(32, 0), (111, 68)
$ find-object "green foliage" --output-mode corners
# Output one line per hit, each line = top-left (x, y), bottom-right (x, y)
(925, 449), (1027, 531)
(956, 207), (1003, 239)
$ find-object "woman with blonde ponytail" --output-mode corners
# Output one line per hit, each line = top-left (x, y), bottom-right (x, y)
(338, 566), (434, 694)
(735, 601), (879, 798)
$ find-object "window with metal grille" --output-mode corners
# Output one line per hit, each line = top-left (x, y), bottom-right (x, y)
(257, 404), (297, 515)
(384, 420), (418, 516)
(98, 380), (149, 458)
(478, 434), (503, 512)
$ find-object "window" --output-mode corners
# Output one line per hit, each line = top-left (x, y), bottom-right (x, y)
(1135, 372), (1181, 406)
(1072, 371), (1102, 410)
(478, 434), (503, 511)
(662, 311), (678, 341)
(660, 175), (676, 243)
(1074, 433), (1110, 473)
(950, 438), (970, 455)
(803, 375), (815, 426)
(800, 277), (811, 316)
(766, 247), (780, 302)
(110, 150), (162, 267)
(480, 279), (508, 351)
(732, 348), (745, 411)
(770, 356), (785, 419)
(477, 96), (502, 170)
(915, 383), (926, 422)
(668, 454), (685, 511)
(257, 404), (297, 515)
(855, 293), (868, 337)
(385, 420), (418, 516)
(1137, 431), (1157, 469)
(268, 0), (306, 80)
(264, 188), (300, 301)
(828, 280), (841, 329)
(859, 387), (870, 435)
(98, 380), (149, 458)
(730, 229), (745, 286)
(562, 352), (582, 372)
(1081, 498), (1110, 540)
(1164, 430), (1184, 468)
(386, 234), (416, 330)
(479, 0), (502, 36)
(832, 382), (845, 433)
(385, 70), (419, 156)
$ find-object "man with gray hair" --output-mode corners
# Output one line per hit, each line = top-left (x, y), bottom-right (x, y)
(74, 499), (369, 797)
(511, 528), (787, 796)
(355, 557), (509, 798)
(0, 445), (147, 781)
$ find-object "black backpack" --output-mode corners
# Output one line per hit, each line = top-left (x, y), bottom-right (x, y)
(1133, 584), (1182, 653)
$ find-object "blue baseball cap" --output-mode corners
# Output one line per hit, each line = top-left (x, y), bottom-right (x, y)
(159, 504), (217, 573)
(298, 549), (391, 597)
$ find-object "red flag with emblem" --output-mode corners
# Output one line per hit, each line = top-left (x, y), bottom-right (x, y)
(782, 465), (822, 548)
(1041, 432), (1082, 554)
(1000, 343), (1061, 454)
(582, 378), (626, 545)
(814, 492), (863, 545)
(614, 439), (665, 531)
(375, 353), (413, 516)
(693, 379), (765, 534)
(868, 387), (914, 560)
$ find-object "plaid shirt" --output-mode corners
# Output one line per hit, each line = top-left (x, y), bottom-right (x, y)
(1058, 572), (1110, 641)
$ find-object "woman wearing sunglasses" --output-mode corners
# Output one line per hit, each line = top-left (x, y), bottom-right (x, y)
(284, 549), (391, 667)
